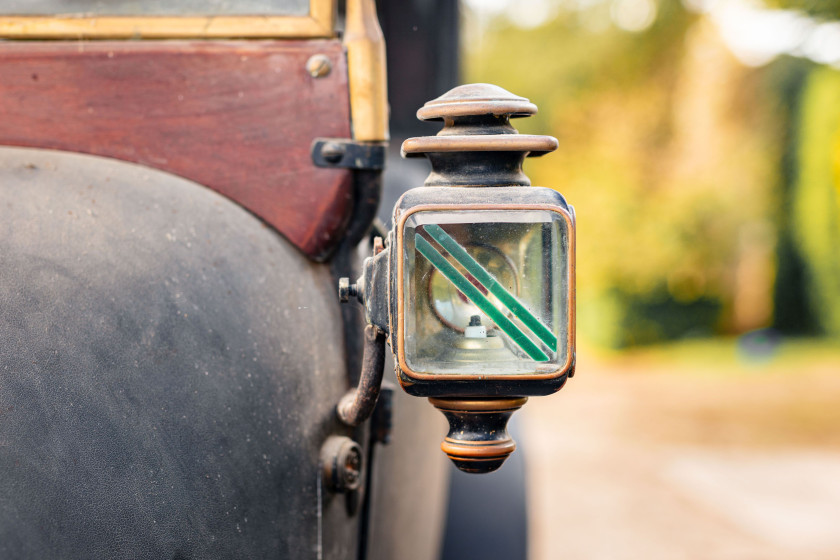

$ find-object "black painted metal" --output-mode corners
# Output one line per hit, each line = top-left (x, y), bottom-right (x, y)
(377, 0), (460, 140)
(0, 147), (361, 559)
(311, 139), (387, 171)
(337, 325), (387, 427)
(377, 0), (460, 229)
(359, 247), (391, 334)
(432, 401), (522, 474)
(421, 150), (532, 187)
(400, 84), (557, 188)
(369, 382), (395, 445)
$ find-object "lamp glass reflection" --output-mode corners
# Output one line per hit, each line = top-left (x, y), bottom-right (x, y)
(401, 209), (570, 375)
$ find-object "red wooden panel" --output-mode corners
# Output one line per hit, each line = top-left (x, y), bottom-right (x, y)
(0, 40), (353, 259)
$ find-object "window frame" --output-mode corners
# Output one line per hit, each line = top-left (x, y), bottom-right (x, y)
(0, 0), (334, 38)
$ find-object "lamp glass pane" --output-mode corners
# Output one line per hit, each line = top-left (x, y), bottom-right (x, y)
(402, 209), (570, 375)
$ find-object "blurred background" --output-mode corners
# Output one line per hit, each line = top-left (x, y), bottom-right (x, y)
(382, 0), (840, 558)
(462, 0), (840, 351)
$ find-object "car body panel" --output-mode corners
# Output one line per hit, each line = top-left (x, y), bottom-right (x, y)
(0, 40), (353, 259)
(0, 147), (359, 558)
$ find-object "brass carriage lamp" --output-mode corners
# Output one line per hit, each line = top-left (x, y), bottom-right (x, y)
(339, 84), (576, 474)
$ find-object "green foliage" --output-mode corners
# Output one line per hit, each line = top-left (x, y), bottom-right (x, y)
(764, 56), (821, 335)
(581, 286), (721, 348)
(791, 66), (840, 336)
(765, 0), (840, 20)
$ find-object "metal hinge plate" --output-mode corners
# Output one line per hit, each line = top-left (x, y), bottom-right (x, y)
(311, 138), (386, 170)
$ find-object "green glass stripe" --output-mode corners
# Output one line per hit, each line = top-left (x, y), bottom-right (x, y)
(414, 234), (549, 362)
(423, 224), (558, 352)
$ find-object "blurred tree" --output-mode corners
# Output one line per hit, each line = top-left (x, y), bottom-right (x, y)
(764, 56), (822, 335)
(759, 0), (840, 339)
(464, 1), (779, 347)
(790, 66), (840, 337)
(766, 0), (840, 20)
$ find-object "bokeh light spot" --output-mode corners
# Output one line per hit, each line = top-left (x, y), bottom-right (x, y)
(611, 0), (658, 32)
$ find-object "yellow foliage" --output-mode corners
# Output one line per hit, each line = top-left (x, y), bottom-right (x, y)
(464, 4), (780, 346)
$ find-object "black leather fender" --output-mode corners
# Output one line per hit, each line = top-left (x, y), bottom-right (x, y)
(0, 147), (360, 559)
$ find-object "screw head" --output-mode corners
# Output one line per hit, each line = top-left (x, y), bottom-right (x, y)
(321, 141), (345, 164)
(305, 54), (332, 78)
(338, 277), (361, 304)
(338, 277), (351, 303)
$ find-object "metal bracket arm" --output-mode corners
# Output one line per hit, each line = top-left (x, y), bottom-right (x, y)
(336, 324), (387, 426)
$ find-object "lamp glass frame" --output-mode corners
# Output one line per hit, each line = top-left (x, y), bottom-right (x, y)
(395, 202), (575, 383)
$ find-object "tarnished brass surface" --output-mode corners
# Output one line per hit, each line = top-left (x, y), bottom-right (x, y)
(345, 0), (389, 141)
(439, 440), (516, 458)
(416, 83), (537, 121)
(400, 83), (558, 186)
(0, 0), (335, 38)
(429, 397), (528, 413)
(402, 134), (558, 157)
(429, 397), (527, 473)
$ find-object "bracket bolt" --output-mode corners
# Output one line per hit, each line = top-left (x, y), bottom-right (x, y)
(321, 436), (363, 493)
(338, 277), (360, 303)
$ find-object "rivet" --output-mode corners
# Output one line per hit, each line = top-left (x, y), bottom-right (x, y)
(306, 54), (332, 78)
(321, 436), (363, 493)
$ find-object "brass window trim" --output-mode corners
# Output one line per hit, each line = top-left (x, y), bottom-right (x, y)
(0, 0), (335, 39)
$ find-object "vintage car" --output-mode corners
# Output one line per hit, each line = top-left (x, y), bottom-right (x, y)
(0, 1), (575, 558)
